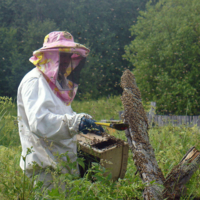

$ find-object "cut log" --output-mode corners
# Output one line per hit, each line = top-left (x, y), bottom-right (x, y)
(163, 146), (200, 199)
(121, 70), (165, 200)
(120, 69), (200, 200)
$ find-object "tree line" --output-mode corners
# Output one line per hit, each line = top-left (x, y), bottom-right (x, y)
(0, 0), (147, 99)
(124, 0), (200, 115)
(1, 0), (200, 115)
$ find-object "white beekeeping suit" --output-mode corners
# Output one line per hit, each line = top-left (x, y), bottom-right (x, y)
(17, 31), (91, 181)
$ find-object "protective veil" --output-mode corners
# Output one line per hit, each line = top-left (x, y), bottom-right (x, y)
(29, 31), (89, 105)
(17, 31), (90, 177)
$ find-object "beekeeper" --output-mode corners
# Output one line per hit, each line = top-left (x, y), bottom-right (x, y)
(17, 31), (103, 190)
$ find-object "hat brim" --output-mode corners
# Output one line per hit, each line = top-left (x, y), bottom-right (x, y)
(32, 41), (90, 58)
(40, 41), (88, 51)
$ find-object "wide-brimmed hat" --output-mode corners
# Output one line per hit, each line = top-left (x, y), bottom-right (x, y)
(34, 31), (90, 57)
(29, 31), (89, 105)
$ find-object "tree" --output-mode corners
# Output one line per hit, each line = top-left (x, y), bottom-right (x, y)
(124, 0), (200, 115)
(0, 27), (18, 97)
(6, 19), (57, 97)
(0, 0), (148, 99)
(58, 0), (149, 99)
(121, 69), (200, 200)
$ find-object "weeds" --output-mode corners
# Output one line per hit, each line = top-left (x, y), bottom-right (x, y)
(0, 96), (200, 199)
(72, 95), (124, 121)
(0, 96), (19, 147)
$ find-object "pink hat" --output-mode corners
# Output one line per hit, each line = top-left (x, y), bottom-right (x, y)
(38, 31), (90, 57)
(29, 31), (90, 105)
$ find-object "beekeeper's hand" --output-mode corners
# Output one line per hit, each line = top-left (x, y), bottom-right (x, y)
(79, 116), (104, 135)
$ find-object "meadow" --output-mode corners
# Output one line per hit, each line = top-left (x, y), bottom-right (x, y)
(0, 96), (200, 200)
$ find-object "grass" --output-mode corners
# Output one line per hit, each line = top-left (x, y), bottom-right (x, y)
(0, 96), (19, 147)
(72, 95), (124, 121)
(0, 95), (200, 199)
(150, 124), (200, 198)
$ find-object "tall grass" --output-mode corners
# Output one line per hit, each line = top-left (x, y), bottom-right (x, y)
(72, 95), (124, 121)
(0, 96), (19, 147)
(0, 96), (200, 199)
(150, 124), (200, 198)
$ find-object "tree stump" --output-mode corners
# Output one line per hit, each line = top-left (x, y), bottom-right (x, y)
(120, 69), (200, 200)
(163, 146), (200, 199)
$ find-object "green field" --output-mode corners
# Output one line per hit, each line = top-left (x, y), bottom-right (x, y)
(0, 96), (200, 199)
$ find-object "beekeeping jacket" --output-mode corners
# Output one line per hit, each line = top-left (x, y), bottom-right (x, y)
(17, 31), (90, 177)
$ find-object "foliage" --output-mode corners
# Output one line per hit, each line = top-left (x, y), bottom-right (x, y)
(0, 144), (144, 199)
(150, 124), (200, 198)
(0, 96), (200, 199)
(72, 95), (124, 121)
(0, 27), (18, 97)
(0, 0), (148, 99)
(124, 0), (200, 115)
(0, 96), (18, 147)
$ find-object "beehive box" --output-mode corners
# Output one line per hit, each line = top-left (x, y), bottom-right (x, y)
(77, 133), (129, 181)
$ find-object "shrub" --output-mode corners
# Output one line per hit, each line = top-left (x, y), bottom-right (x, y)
(124, 0), (200, 115)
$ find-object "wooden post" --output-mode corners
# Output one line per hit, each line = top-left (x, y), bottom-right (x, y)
(121, 70), (165, 199)
(148, 102), (156, 127)
(120, 69), (200, 200)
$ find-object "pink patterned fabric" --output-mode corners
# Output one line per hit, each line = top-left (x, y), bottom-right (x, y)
(29, 31), (90, 105)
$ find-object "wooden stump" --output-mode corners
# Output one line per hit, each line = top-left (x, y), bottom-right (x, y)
(121, 70), (164, 199)
(163, 147), (200, 199)
(120, 69), (200, 200)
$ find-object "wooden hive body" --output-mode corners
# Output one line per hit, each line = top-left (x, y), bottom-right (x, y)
(77, 133), (129, 181)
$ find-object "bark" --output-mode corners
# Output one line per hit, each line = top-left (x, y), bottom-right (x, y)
(121, 70), (165, 200)
(120, 69), (200, 200)
(163, 146), (200, 199)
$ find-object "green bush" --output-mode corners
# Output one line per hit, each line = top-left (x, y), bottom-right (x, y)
(124, 0), (200, 115)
